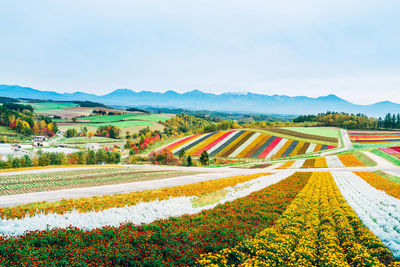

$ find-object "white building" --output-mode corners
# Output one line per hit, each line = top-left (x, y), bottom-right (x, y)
(32, 136), (49, 147)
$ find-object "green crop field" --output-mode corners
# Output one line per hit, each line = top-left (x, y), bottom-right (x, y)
(30, 102), (78, 112)
(0, 126), (18, 136)
(80, 113), (171, 123)
(282, 127), (339, 138)
(87, 120), (155, 128)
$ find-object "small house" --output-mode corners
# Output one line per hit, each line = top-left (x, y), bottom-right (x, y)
(32, 136), (49, 147)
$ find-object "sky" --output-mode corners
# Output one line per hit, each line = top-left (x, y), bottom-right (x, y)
(0, 0), (399, 104)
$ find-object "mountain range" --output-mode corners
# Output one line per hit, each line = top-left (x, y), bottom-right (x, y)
(0, 84), (398, 117)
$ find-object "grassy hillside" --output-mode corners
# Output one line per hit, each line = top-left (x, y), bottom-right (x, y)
(282, 127), (339, 138)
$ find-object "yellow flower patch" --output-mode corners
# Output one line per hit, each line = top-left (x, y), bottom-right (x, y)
(198, 172), (396, 266)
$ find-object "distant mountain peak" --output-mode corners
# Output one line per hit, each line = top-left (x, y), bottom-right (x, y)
(0, 84), (398, 117)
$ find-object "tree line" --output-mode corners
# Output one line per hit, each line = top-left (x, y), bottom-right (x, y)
(0, 102), (58, 136)
(293, 111), (400, 130)
(0, 149), (121, 170)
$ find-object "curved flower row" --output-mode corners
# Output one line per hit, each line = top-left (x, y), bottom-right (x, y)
(355, 172), (400, 199)
(0, 173), (311, 265)
(0, 172), (296, 236)
(198, 172), (396, 266)
(0, 172), (272, 220)
(332, 171), (400, 259)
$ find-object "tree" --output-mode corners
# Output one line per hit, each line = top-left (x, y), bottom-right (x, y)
(178, 148), (186, 159)
(187, 155), (193, 166)
(200, 150), (209, 165)
(95, 149), (107, 164)
(86, 150), (96, 164)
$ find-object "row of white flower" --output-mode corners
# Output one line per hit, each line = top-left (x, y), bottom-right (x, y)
(0, 171), (295, 236)
(332, 171), (400, 258)
(326, 155), (345, 168)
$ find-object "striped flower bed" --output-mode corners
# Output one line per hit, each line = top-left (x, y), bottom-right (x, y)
(379, 146), (400, 158)
(161, 130), (336, 159)
(199, 172), (397, 265)
(279, 154), (365, 169)
(349, 131), (400, 143)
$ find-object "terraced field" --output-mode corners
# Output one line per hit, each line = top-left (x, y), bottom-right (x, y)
(162, 130), (336, 159)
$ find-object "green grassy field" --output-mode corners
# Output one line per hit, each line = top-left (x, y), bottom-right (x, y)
(353, 142), (400, 149)
(352, 150), (377, 166)
(87, 120), (155, 128)
(375, 171), (400, 185)
(59, 113), (173, 135)
(0, 126), (18, 136)
(282, 127), (339, 138)
(56, 136), (121, 144)
(371, 149), (400, 166)
(30, 102), (78, 112)
(80, 114), (171, 123)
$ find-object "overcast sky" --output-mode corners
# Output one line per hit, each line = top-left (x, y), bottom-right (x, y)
(1, 0), (399, 104)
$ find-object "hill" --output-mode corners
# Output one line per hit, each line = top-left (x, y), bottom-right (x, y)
(1, 84), (400, 117)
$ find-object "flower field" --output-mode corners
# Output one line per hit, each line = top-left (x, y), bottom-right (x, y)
(355, 172), (400, 199)
(199, 172), (396, 266)
(162, 130), (336, 159)
(0, 172), (310, 265)
(278, 154), (365, 169)
(0, 167), (199, 195)
(0, 169), (399, 265)
(379, 146), (400, 158)
(349, 130), (400, 143)
(0, 172), (273, 220)
(332, 171), (400, 259)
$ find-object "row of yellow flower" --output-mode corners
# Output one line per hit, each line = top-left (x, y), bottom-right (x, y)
(198, 172), (396, 266)
(277, 160), (295, 169)
(0, 172), (270, 219)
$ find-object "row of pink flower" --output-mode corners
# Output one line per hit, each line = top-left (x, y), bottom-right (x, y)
(379, 146), (400, 155)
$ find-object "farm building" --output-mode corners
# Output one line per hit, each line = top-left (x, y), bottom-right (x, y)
(32, 136), (49, 147)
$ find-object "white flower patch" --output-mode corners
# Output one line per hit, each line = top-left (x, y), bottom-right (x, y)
(0, 171), (294, 236)
(326, 156), (345, 168)
(332, 171), (400, 258)
(288, 159), (306, 169)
